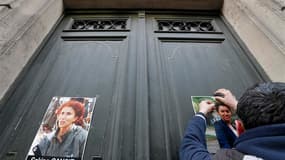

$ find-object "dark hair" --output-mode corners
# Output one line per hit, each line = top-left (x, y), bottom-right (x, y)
(215, 103), (232, 112)
(56, 100), (85, 127)
(237, 82), (285, 129)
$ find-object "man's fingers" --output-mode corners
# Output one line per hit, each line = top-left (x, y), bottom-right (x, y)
(199, 100), (216, 114)
(215, 88), (227, 93)
(215, 88), (231, 95)
(215, 96), (224, 102)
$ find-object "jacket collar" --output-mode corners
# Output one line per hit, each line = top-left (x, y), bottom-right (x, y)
(234, 123), (285, 160)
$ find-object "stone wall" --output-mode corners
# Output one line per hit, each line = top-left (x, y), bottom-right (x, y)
(0, 0), (64, 104)
(222, 0), (285, 82)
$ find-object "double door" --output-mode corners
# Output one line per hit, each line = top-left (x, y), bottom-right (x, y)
(0, 12), (265, 160)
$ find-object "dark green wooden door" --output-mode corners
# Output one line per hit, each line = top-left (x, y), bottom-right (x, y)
(0, 12), (266, 160)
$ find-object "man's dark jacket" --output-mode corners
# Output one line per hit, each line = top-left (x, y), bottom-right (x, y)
(180, 114), (285, 160)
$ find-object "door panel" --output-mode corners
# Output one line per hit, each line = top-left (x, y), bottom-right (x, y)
(0, 13), (266, 160)
(146, 15), (264, 159)
(0, 15), (132, 159)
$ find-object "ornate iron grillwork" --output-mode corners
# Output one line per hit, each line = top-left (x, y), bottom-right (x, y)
(71, 19), (127, 30)
(157, 20), (216, 32)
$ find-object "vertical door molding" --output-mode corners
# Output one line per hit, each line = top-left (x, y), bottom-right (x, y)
(134, 11), (150, 160)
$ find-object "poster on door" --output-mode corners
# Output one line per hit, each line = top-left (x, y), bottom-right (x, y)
(191, 96), (244, 153)
(191, 96), (220, 125)
(191, 96), (220, 153)
(26, 96), (96, 160)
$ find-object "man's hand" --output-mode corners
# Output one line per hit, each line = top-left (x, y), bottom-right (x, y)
(214, 89), (238, 113)
(198, 100), (215, 115)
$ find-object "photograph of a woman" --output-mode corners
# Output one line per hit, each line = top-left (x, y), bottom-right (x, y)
(214, 104), (237, 148)
(191, 96), (220, 153)
(26, 97), (96, 160)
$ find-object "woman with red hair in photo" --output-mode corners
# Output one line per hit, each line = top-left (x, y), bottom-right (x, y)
(33, 100), (88, 158)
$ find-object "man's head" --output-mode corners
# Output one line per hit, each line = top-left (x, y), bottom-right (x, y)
(237, 82), (285, 129)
